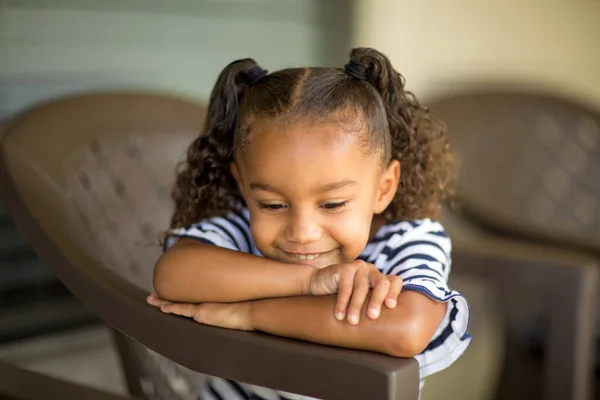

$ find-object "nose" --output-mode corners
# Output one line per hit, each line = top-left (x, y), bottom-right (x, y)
(286, 210), (322, 244)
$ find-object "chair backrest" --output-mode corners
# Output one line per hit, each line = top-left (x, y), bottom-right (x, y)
(1, 92), (207, 399)
(2, 92), (202, 289)
(431, 90), (600, 254)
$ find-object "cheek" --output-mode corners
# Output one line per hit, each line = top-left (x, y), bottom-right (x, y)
(249, 213), (283, 250)
(331, 210), (371, 250)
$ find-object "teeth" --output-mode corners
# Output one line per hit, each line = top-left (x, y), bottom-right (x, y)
(295, 253), (321, 260)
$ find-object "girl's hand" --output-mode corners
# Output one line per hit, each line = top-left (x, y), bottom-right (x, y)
(146, 293), (253, 331)
(307, 260), (403, 325)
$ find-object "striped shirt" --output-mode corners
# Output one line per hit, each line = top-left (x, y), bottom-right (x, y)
(165, 208), (472, 400)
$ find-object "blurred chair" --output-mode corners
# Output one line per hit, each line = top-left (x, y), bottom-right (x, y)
(430, 89), (600, 255)
(0, 91), (597, 400)
(429, 89), (600, 400)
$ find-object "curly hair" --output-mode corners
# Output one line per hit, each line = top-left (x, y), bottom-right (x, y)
(170, 47), (456, 229)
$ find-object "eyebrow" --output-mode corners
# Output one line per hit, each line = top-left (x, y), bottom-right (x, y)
(249, 180), (357, 194)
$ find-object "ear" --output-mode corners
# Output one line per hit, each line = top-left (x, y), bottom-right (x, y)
(373, 160), (400, 214)
(230, 162), (246, 198)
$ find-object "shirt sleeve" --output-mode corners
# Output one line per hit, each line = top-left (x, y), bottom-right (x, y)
(378, 219), (472, 379)
(163, 210), (253, 254)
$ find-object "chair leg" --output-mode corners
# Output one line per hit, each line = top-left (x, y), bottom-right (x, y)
(110, 328), (148, 399)
(544, 267), (597, 400)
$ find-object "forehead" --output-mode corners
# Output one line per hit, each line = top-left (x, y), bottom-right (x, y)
(237, 121), (378, 189)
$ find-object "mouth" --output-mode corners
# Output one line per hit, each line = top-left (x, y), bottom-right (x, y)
(287, 252), (324, 261)
(281, 249), (336, 262)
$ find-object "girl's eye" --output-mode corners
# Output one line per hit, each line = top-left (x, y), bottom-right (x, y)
(320, 201), (349, 210)
(257, 202), (287, 211)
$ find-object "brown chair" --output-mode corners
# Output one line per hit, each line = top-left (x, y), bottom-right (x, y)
(430, 89), (600, 256)
(441, 209), (598, 400)
(0, 92), (420, 400)
(430, 89), (600, 400)
(0, 91), (597, 400)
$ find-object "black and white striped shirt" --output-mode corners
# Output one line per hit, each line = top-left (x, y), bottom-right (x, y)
(165, 209), (471, 400)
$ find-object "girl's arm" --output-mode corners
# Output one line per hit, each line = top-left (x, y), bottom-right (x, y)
(154, 239), (314, 303)
(155, 241), (402, 323)
(248, 290), (447, 357)
(154, 289), (446, 357)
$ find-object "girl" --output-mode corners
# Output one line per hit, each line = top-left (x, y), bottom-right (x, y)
(148, 47), (471, 399)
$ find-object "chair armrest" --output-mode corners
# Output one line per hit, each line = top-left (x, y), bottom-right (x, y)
(106, 292), (419, 400)
(0, 163), (420, 400)
(443, 208), (599, 400)
(0, 360), (135, 400)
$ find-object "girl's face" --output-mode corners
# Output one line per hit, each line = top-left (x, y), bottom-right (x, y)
(231, 120), (400, 269)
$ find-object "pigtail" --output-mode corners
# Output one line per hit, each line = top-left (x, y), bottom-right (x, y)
(349, 48), (456, 220)
(170, 59), (262, 228)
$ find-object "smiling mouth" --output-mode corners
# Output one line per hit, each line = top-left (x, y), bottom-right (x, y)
(282, 249), (335, 261)
(290, 253), (323, 260)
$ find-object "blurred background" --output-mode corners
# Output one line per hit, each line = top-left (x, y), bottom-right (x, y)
(0, 1), (599, 399)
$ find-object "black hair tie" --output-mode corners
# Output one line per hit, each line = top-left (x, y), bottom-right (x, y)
(344, 60), (368, 81)
(246, 66), (269, 86)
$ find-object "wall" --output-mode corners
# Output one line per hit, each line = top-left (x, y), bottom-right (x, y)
(0, 0), (349, 117)
(351, 0), (600, 106)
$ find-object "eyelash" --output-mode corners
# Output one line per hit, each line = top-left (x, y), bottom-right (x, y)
(321, 201), (349, 210)
(257, 203), (286, 211)
(257, 201), (349, 212)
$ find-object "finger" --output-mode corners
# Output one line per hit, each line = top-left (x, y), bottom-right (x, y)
(346, 270), (370, 325)
(191, 304), (208, 324)
(146, 294), (172, 307)
(367, 275), (390, 319)
(335, 270), (355, 321)
(385, 276), (403, 308)
(160, 303), (198, 318)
